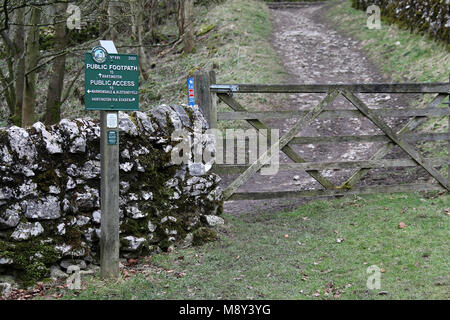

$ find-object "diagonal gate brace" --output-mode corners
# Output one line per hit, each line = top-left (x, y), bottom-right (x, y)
(342, 91), (450, 191)
(223, 90), (341, 200)
(217, 93), (336, 190)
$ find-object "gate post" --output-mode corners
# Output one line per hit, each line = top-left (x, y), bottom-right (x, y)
(209, 70), (218, 129)
(193, 71), (216, 129)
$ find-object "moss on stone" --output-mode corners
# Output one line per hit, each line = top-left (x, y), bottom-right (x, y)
(0, 240), (60, 287)
(192, 227), (217, 246)
(64, 225), (83, 251)
(33, 169), (60, 193)
(120, 218), (150, 238)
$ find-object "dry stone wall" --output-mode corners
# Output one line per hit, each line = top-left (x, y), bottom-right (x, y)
(0, 104), (223, 289)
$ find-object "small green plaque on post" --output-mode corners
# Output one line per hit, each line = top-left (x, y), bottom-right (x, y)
(85, 47), (139, 111)
(107, 131), (118, 145)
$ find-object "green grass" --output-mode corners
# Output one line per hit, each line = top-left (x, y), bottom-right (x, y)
(325, 0), (449, 84)
(41, 192), (449, 300)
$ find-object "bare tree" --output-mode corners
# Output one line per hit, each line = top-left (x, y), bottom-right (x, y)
(22, 4), (41, 127)
(177, 0), (185, 38)
(108, 0), (120, 42)
(130, 0), (149, 80)
(12, 4), (25, 125)
(44, 2), (68, 125)
(183, 0), (194, 53)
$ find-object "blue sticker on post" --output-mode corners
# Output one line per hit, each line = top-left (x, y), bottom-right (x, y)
(188, 77), (195, 106)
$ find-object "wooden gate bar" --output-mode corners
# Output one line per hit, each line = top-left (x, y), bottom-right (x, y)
(222, 91), (340, 200)
(215, 133), (448, 147)
(217, 107), (450, 121)
(228, 183), (444, 201)
(218, 93), (336, 189)
(211, 83), (450, 94)
(289, 133), (450, 144)
(341, 93), (448, 188)
(343, 91), (450, 191)
(215, 157), (447, 174)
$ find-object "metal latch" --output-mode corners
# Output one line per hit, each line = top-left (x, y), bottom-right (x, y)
(210, 84), (239, 93)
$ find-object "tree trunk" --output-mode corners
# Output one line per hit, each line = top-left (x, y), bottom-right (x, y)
(108, 0), (120, 41)
(22, 5), (41, 127)
(131, 0), (149, 80)
(44, 3), (68, 125)
(130, 0), (138, 35)
(183, 0), (195, 53)
(177, 0), (185, 38)
(99, 0), (109, 36)
(13, 5), (25, 126)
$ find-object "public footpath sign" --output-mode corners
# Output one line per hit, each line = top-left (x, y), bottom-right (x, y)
(188, 77), (195, 106)
(85, 46), (139, 111)
(84, 41), (140, 280)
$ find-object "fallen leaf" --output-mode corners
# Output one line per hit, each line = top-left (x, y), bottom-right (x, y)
(380, 268), (386, 273)
(398, 222), (407, 229)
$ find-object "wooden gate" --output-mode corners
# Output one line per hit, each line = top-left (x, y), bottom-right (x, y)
(192, 71), (450, 201)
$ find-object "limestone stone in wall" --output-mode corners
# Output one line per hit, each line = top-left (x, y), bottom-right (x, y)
(0, 104), (223, 289)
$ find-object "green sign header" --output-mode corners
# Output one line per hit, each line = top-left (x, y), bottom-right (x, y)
(85, 51), (139, 111)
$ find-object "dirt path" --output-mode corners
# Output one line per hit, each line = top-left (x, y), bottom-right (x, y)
(223, 3), (426, 215)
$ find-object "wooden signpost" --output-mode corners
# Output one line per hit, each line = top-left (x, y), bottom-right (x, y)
(85, 41), (139, 278)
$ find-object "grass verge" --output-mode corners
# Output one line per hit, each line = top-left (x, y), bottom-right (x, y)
(40, 192), (449, 300)
(325, 0), (449, 84)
